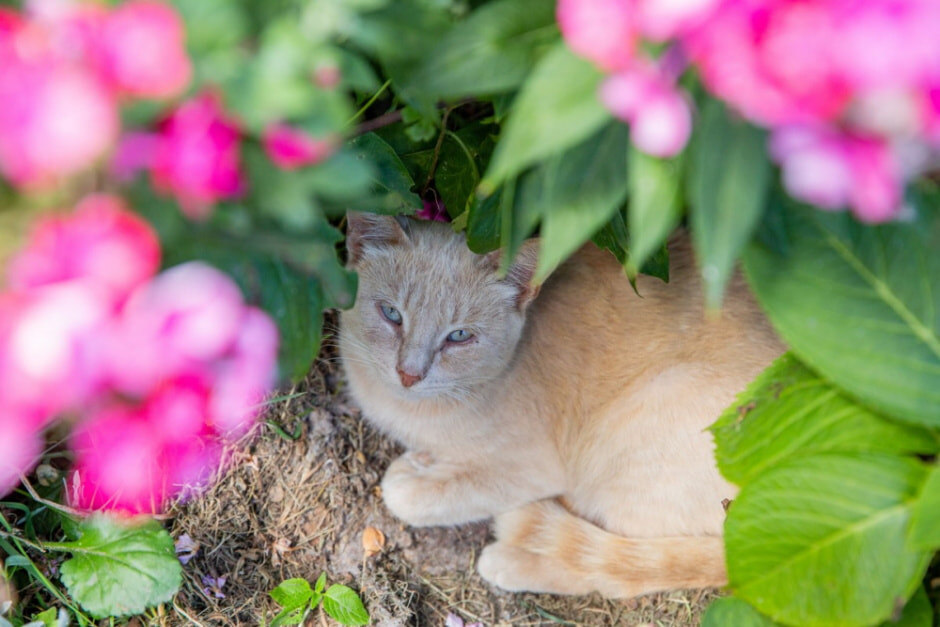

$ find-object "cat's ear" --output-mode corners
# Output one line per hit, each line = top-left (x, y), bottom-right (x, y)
(486, 239), (541, 310)
(346, 212), (411, 265)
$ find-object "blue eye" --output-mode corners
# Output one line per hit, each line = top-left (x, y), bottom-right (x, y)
(446, 329), (473, 343)
(380, 304), (402, 324)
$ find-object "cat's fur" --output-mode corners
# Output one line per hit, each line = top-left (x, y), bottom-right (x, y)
(339, 213), (784, 598)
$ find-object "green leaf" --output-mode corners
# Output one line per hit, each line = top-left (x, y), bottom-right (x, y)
(482, 42), (610, 191)
(907, 464), (940, 551)
(687, 99), (770, 309)
(628, 147), (683, 274)
(591, 208), (630, 268)
(701, 597), (778, 627)
(270, 578), (314, 612)
(435, 123), (496, 218)
(726, 453), (931, 627)
(321, 584), (370, 626)
(515, 122), (630, 282)
(348, 133), (423, 214)
(712, 354), (938, 487)
(743, 196), (940, 425)
(883, 586), (931, 627)
(56, 515), (182, 619)
(30, 608), (57, 627)
(405, 0), (559, 99)
(464, 189), (503, 254)
(314, 572), (327, 594)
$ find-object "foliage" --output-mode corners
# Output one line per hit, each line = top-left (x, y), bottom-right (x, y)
(269, 574), (369, 626)
(0, 0), (939, 625)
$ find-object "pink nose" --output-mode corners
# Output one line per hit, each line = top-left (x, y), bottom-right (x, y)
(397, 367), (423, 388)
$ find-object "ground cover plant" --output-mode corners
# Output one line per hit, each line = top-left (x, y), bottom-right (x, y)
(0, 0), (938, 625)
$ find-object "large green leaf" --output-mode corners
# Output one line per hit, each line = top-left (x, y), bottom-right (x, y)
(348, 133), (423, 214)
(687, 100), (770, 309)
(743, 197), (940, 426)
(726, 453), (931, 627)
(405, 0), (559, 99)
(712, 354), (938, 487)
(481, 42), (610, 191)
(514, 122), (630, 281)
(701, 597), (778, 627)
(628, 147), (684, 274)
(55, 515), (181, 619)
(907, 464), (940, 551)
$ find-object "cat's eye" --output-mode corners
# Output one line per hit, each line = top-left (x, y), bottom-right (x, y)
(379, 304), (402, 325)
(446, 329), (473, 343)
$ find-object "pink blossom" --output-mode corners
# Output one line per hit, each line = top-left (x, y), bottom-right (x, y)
(262, 123), (336, 171)
(110, 131), (160, 182)
(7, 194), (160, 304)
(151, 92), (246, 218)
(209, 308), (279, 437)
(600, 65), (692, 157)
(0, 57), (118, 187)
(556, 0), (636, 72)
(0, 416), (43, 497)
(0, 285), (110, 419)
(103, 262), (248, 396)
(770, 125), (903, 222)
(416, 198), (449, 223)
(636, 0), (721, 40)
(99, 0), (191, 99)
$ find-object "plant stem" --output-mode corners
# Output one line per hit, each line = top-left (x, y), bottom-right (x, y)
(423, 107), (453, 193)
(345, 79), (392, 126)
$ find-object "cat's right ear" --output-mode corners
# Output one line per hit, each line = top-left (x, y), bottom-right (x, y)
(345, 212), (411, 265)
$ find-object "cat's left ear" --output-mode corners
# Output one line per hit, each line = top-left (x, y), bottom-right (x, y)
(486, 239), (541, 310)
(345, 212), (411, 265)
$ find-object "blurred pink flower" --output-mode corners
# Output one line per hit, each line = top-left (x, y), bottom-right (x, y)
(771, 125), (903, 222)
(110, 131), (160, 182)
(600, 65), (692, 157)
(7, 194), (160, 304)
(99, 0), (191, 99)
(151, 92), (246, 218)
(0, 285), (110, 420)
(0, 416), (43, 498)
(636, 0), (721, 40)
(416, 198), (449, 222)
(262, 123), (336, 170)
(209, 307), (279, 438)
(103, 262), (248, 396)
(556, 0), (635, 72)
(0, 58), (118, 187)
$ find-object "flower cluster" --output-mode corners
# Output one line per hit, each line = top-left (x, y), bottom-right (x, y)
(0, 0), (336, 218)
(558, 0), (940, 221)
(0, 195), (279, 514)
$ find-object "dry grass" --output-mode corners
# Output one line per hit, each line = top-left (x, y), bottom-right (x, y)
(166, 318), (718, 626)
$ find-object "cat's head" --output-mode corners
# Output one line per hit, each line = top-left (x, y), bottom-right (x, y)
(340, 212), (539, 402)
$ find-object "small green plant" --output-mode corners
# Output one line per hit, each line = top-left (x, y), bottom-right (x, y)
(269, 573), (369, 626)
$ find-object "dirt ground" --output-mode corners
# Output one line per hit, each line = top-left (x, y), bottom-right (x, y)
(166, 317), (718, 626)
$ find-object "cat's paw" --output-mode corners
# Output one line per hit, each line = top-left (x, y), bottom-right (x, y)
(477, 543), (533, 592)
(478, 542), (588, 595)
(380, 455), (448, 526)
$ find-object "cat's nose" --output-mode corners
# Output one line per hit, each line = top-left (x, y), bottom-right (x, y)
(396, 367), (423, 388)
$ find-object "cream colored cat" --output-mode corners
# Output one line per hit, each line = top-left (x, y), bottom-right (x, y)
(339, 212), (784, 598)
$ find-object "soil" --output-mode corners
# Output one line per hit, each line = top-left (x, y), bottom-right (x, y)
(166, 319), (717, 626)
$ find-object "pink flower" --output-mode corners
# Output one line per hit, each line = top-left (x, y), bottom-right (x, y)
(7, 194), (160, 305)
(103, 262), (248, 396)
(601, 64), (692, 157)
(262, 123), (336, 171)
(416, 198), (449, 222)
(151, 92), (246, 218)
(0, 57), (118, 187)
(99, 0), (191, 99)
(110, 131), (160, 182)
(771, 125), (903, 222)
(636, 0), (721, 40)
(557, 0), (636, 72)
(209, 308), (279, 438)
(0, 415), (43, 498)
(0, 285), (110, 419)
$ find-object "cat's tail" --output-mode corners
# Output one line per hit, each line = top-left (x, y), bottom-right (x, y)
(478, 499), (726, 598)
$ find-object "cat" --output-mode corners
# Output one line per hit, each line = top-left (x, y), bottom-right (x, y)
(339, 212), (785, 598)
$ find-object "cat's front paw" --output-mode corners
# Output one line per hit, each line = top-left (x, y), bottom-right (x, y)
(380, 454), (447, 526)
